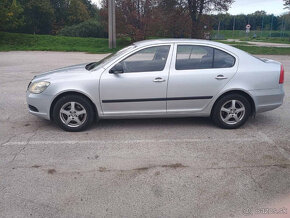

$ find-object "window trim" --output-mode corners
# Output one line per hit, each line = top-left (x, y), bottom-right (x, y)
(109, 44), (172, 74)
(175, 44), (236, 71)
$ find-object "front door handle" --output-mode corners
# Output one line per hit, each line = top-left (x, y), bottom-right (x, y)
(215, 75), (228, 80)
(153, 77), (166, 83)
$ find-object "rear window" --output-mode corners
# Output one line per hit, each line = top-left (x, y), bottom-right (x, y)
(214, 49), (236, 68)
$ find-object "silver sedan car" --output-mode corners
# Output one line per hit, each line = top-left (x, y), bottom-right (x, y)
(26, 39), (285, 131)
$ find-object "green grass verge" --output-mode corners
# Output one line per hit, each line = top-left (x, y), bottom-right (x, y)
(1, 32), (290, 55)
(212, 30), (290, 45)
(0, 32), (130, 53)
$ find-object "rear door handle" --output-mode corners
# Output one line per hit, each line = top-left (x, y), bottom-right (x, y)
(153, 77), (166, 83)
(215, 75), (228, 80)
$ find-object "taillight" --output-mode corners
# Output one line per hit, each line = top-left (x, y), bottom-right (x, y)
(279, 65), (284, 84)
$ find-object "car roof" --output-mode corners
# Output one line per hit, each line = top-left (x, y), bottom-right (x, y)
(133, 38), (246, 57)
(134, 38), (221, 46)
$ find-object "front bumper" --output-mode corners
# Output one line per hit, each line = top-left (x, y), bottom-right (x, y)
(26, 91), (54, 120)
(249, 86), (285, 113)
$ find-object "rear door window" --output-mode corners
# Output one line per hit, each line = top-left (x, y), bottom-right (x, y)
(176, 45), (214, 70)
(176, 45), (236, 70)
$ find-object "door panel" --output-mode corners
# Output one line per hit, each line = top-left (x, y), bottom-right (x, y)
(167, 44), (238, 113)
(100, 45), (173, 116)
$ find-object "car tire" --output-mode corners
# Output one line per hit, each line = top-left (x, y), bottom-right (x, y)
(53, 94), (94, 132)
(212, 94), (251, 129)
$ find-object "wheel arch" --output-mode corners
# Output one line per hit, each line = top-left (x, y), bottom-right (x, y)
(210, 90), (256, 117)
(49, 91), (98, 121)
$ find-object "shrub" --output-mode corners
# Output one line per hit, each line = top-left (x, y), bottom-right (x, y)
(58, 19), (107, 38)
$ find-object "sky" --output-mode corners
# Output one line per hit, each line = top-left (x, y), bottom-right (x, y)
(91, 0), (288, 15)
(91, 0), (101, 7)
(228, 0), (286, 15)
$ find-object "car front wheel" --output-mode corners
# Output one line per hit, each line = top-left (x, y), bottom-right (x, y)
(53, 95), (94, 132)
(212, 94), (251, 129)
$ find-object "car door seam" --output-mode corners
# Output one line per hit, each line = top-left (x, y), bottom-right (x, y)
(165, 43), (176, 113)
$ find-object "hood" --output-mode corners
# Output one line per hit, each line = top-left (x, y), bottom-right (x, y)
(34, 63), (89, 81)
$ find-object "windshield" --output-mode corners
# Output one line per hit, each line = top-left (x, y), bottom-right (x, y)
(86, 45), (136, 71)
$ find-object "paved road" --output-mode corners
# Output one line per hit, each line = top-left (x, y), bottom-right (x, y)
(0, 51), (290, 218)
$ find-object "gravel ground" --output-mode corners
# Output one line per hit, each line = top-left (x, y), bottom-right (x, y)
(0, 51), (290, 218)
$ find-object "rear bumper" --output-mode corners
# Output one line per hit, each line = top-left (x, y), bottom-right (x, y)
(26, 91), (53, 120)
(249, 86), (285, 113)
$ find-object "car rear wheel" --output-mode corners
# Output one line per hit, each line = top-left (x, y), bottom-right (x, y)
(53, 95), (94, 132)
(212, 94), (251, 129)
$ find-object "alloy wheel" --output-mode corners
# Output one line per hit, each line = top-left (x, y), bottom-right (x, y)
(220, 100), (245, 125)
(59, 102), (87, 128)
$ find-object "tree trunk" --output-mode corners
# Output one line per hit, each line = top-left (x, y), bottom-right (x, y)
(188, 0), (204, 39)
(190, 14), (202, 38)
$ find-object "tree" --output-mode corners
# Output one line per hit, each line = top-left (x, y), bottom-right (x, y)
(49, 0), (70, 33)
(0, 0), (24, 32)
(67, 0), (90, 25)
(186, 0), (233, 38)
(152, 0), (191, 38)
(8, 0), (24, 31)
(24, 0), (55, 34)
(100, 0), (233, 40)
(0, 0), (99, 34)
(284, 0), (290, 9)
(80, 0), (98, 17)
(0, 0), (11, 31)
(112, 0), (155, 41)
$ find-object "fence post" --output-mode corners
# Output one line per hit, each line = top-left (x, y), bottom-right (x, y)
(270, 14), (274, 38)
(232, 16), (236, 38)
(261, 15), (264, 37)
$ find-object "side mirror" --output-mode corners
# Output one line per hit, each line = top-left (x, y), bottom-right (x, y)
(109, 63), (124, 74)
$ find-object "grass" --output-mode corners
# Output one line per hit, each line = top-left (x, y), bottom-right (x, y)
(212, 30), (290, 46)
(0, 32), (130, 53)
(0, 31), (290, 55)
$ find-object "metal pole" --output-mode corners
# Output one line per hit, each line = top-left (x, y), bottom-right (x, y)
(108, 0), (116, 49)
(112, 0), (116, 48)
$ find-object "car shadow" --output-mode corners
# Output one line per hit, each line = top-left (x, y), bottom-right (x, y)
(93, 117), (215, 129)
(37, 114), (270, 132)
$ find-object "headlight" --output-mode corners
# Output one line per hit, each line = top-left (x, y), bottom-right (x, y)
(28, 81), (50, 94)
